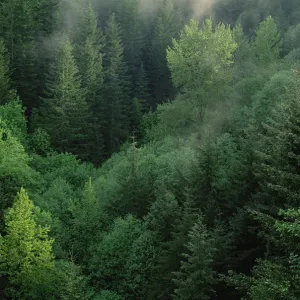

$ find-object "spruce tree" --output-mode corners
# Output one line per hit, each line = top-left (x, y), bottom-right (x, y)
(103, 13), (130, 156)
(40, 38), (89, 159)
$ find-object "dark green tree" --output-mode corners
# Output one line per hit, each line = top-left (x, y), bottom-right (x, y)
(40, 38), (89, 159)
(173, 217), (216, 300)
(74, 3), (105, 164)
(148, 0), (181, 104)
(103, 13), (130, 156)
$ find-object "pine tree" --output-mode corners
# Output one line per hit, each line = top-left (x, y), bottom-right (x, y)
(173, 217), (216, 300)
(40, 38), (89, 159)
(74, 3), (105, 164)
(0, 188), (54, 298)
(103, 13), (131, 156)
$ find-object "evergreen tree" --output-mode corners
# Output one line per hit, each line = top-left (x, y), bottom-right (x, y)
(0, 0), (41, 109)
(173, 217), (216, 300)
(40, 38), (89, 159)
(148, 0), (180, 104)
(103, 13), (130, 156)
(254, 71), (300, 209)
(116, 0), (145, 87)
(134, 62), (150, 111)
(74, 3), (105, 164)
(0, 188), (54, 299)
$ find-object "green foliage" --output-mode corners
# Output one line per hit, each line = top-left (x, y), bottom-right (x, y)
(103, 13), (130, 155)
(167, 19), (237, 95)
(252, 16), (282, 65)
(74, 3), (105, 164)
(0, 98), (27, 143)
(0, 124), (35, 211)
(173, 217), (216, 300)
(89, 215), (143, 294)
(40, 38), (89, 159)
(0, 188), (54, 299)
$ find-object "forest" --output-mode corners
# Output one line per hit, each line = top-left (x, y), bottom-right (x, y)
(0, 0), (300, 299)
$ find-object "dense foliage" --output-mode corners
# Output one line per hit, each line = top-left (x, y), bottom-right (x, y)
(0, 0), (300, 299)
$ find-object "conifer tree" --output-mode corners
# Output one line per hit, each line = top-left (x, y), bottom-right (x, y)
(0, 188), (54, 298)
(173, 217), (216, 300)
(134, 62), (150, 111)
(254, 71), (300, 208)
(116, 0), (145, 86)
(40, 38), (89, 159)
(148, 0), (180, 104)
(0, 0), (41, 108)
(103, 13), (130, 155)
(74, 3), (105, 164)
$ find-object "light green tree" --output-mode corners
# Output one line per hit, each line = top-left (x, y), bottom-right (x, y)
(0, 188), (54, 299)
(252, 16), (282, 64)
(167, 19), (237, 95)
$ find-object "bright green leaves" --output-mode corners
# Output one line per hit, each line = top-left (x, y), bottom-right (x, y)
(0, 188), (54, 298)
(167, 19), (237, 93)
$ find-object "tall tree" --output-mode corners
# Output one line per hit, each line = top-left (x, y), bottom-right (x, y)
(40, 38), (89, 159)
(116, 0), (145, 88)
(74, 3), (105, 164)
(103, 13), (130, 156)
(148, 0), (180, 105)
